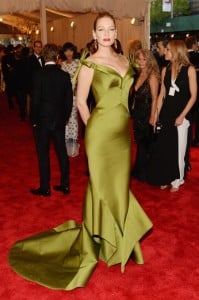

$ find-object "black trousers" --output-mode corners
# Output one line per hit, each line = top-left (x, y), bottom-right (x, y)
(5, 86), (15, 109)
(34, 124), (69, 191)
(16, 90), (27, 120)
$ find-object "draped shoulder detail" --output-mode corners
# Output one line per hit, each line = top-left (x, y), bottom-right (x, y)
(72, 57), (105, 84)
(80, 60), (97, 69)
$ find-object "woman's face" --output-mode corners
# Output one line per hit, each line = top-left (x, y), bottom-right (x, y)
(93, 16), (117, 47)
(136, 53), (147, 70)
(64, 49), (74, 60)
(165, 44), (173, 61)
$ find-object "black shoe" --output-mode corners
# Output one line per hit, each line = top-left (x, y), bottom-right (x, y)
(30, 188), (51, 196)
(53, 185), (70, 194)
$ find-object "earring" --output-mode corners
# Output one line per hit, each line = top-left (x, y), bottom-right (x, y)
(94, 39), (98, 50)
(114, 39), (117, 49)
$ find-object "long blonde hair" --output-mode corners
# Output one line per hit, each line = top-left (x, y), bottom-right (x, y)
(168, 40), (191, 74)
(135, 48), (160, 81)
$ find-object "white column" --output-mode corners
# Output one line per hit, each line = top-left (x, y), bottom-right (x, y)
(145, 1), (151, 49)
(40, 0), (47, 44)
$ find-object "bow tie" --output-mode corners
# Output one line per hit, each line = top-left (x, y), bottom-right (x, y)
(37, 56), (42, 60)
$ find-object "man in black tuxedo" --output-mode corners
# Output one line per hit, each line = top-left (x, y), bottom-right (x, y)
(28, 40), (45, 94)
(154, 38), (169, 72)
(27, 41), (45, 116)
(30, 44), (73, 196)
(29, 41), (44, 66)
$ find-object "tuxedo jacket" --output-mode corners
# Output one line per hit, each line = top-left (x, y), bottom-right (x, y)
(30, 64), (73, 128)
(13, 56), (29, 92)
(28, 54), (45, 93)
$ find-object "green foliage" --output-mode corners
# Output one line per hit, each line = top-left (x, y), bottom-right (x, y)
(151, 0), (191, 23)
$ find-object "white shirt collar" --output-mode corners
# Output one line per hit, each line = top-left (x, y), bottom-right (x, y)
(45, 62), (56, 65)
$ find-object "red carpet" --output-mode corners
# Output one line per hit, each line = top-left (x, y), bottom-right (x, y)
(0, 93), (199, 300)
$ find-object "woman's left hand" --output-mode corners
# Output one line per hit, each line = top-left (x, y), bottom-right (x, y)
(175, 115), (184, 126)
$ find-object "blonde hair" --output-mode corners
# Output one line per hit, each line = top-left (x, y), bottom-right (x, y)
(168, 40), (191, 73)
(135, 48), (160, 81)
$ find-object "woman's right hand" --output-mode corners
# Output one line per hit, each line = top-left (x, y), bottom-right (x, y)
(150, 111), (158, 127)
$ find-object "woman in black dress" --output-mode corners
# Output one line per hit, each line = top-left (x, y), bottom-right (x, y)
(147, 40), (197, 192)
(130, 49), (160, 181)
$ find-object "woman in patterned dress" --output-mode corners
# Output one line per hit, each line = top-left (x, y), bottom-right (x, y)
(61, 42), (80, 157)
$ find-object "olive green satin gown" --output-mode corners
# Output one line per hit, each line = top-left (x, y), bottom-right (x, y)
(8, 60), (152, 290)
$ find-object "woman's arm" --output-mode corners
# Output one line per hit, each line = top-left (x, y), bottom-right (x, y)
(149, 73), (159, 125)
(76, 65), (94, 125)
(152, 67), (166, 126)
(175, 65), (197, 126)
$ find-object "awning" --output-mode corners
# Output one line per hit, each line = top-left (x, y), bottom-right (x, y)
(0, 0), (151, 19)
(151, 14), (199, 33)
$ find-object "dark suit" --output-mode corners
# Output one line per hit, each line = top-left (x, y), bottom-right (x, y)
(14, 55), (29, 120)
(154, 51), (168, 72)
(28, 54), (45, 94)
(30, 63), (73, 191)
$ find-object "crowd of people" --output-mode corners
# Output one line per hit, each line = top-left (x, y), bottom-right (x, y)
(0, 11), (198, 291)
(129, 36), (198, 192)
(0, 42), (44, 118)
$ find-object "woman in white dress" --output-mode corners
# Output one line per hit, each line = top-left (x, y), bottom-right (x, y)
(61, 42), (80, 157)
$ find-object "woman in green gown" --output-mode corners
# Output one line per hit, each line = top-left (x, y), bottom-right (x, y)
(8, 12), (152, 290)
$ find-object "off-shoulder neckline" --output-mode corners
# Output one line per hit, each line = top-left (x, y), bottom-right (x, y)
(81, 59), (131, 79)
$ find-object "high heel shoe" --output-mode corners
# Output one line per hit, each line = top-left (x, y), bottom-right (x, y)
(160, 185), (168, 190)
(170, 187), (179, 193)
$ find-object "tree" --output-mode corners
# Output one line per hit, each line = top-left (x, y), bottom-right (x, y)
(151, 0), (191, 23)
